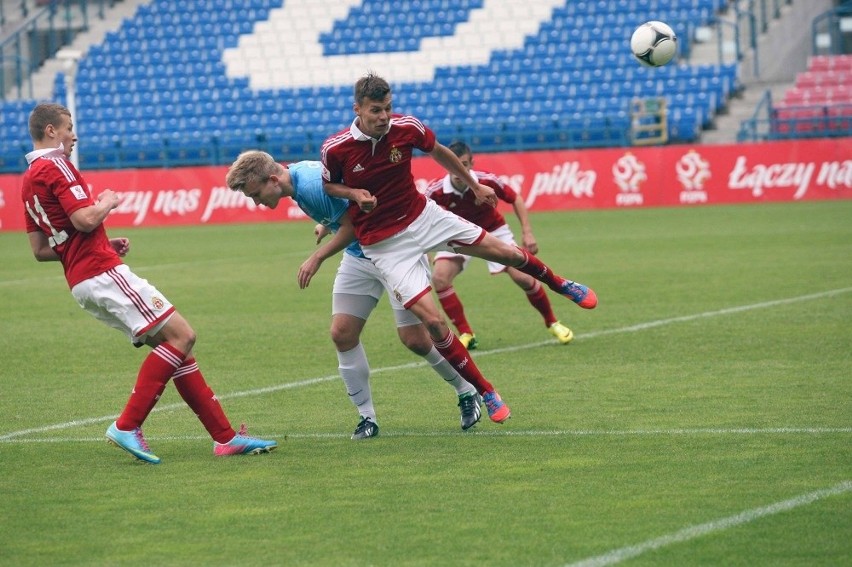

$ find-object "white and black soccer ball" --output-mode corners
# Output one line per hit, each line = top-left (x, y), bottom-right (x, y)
(630, 21), (678, 67)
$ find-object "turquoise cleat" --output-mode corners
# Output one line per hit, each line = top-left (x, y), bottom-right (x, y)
(106, 422), (161, 464)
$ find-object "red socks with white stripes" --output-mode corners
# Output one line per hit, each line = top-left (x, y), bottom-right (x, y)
(515, 247), (566, 292)
(173, 358), (235, 444)
(116, 343), (185, 431)
(435, 286), (474, 335)
(433, 331), (494, 395)
(526, 281), (558, 327)
(115, 344), (236, 444)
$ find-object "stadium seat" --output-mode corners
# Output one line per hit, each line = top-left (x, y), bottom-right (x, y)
(0, 0), (747, 171)
(769, 54), (852, 139)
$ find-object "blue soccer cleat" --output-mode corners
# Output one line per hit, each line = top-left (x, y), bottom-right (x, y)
(106, 421), (161, 464)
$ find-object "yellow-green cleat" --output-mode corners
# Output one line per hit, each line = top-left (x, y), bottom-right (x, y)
(459, 332), (478, 350)
(548, 321), (574, 344)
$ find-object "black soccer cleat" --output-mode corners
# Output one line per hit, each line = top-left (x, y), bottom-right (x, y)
(351, 416), (379, 440)
(458, 392), (482, 430)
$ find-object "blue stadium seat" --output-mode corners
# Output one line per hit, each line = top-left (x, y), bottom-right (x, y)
(0, 0), (744, 172)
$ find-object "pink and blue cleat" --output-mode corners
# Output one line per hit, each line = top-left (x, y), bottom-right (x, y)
(214, 424), (277, 456)
(561, 280), (598, 309)
(106, 421), (160, 464)
(483, 391), (511, 423)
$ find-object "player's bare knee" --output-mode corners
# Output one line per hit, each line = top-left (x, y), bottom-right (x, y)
(423, 318), (449, 340)
(171, 328), (196, 355)
(183, 333), (197, 354)
(412, 343), (433, 356)
(506, 245), (525, 266)
(158, 313), (196, 354)
(399, 332), (432, 356)
(330, 325), (359, 351)
(432, 274), (452, 290)
(481, 241), (522, 266)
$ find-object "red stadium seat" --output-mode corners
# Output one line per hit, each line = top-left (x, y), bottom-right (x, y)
(807, 54), (852, 72)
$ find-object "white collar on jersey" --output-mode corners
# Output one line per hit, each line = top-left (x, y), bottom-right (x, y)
(442, 170), (478, 195)
(350, 117), (391, 142)
(25, 144), (66, 165)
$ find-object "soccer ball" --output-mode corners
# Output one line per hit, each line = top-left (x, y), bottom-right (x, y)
(630, 21), (678, 67)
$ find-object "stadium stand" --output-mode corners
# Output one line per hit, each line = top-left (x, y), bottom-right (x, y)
(2, 0), (745, 171)
(770, 54), (852, 138)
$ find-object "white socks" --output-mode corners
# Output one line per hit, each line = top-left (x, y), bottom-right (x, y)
(337, 342), (376, 422)
(338, 343), (475, 426)
(424, 346), (477, 396)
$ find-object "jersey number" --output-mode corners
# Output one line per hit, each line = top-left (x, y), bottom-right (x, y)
(25, 195), (68, 247)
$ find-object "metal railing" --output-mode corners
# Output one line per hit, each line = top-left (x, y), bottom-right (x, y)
(738, 1), (852, 141)
(1, 1), (118, 100)
(738, 99), (852, 142)
(811, 1), (852, 56)
(737, 89), (773, 141)
(753, 0), (794, 33)
(720, 0), (797, 78)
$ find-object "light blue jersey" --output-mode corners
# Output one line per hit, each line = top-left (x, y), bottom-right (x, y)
(287, 161), (365, 258)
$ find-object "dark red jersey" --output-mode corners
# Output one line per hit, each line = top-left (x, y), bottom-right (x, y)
(424, 170), (518, 233)
(321, 114), (436, 245)
(21, 148), (121, 288)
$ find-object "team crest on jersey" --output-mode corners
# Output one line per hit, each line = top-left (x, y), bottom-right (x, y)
(389, 147), (402, 163)
(151, 296), (164, 310)
(394, 289), (403, 303)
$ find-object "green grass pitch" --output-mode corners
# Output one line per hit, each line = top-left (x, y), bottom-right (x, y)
(0, 200), (849, 566)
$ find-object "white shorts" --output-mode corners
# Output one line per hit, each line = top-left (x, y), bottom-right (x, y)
(433, 223), (515, 275)
(70, 264), (175, 345)
(331, 253), (422, 327)
(361, 199), (486, 307)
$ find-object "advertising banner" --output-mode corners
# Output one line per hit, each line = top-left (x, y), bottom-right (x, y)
(1, 138), (849, 231)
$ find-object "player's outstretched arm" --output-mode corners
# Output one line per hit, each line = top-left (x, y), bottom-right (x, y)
(27, 231), (60, 262)
(323, 182), (376, 213)
(297, 217), (356, 289)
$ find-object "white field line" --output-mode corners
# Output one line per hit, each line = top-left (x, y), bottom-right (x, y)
(565, 481), (852, 567)
(2, 427), (851, 444)
(0, 251), (315, 287)
(1, 286), (850, 442)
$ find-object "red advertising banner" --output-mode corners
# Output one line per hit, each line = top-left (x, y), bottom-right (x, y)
(1, 138), (850, 232)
